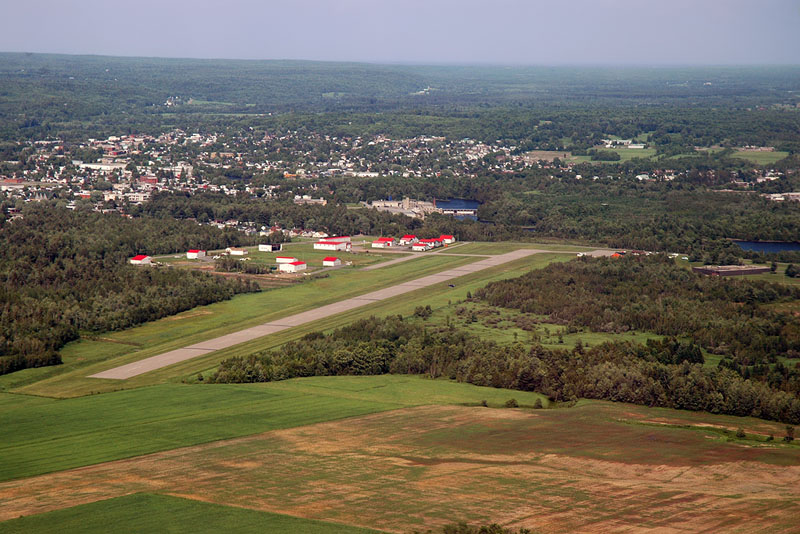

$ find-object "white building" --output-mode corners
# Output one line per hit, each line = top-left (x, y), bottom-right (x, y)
(372, 237), (395, 248)
(322, 257), (342, 267)
(186, 249), (206, 259)
(276, 256), (299, 264)
(129, 254), (152, 265)
(279, 260), (307, 273)
(226, 247), (248, 256)
(314, 240), (350, 251)
(412, 243), (431, 252)
(258, 244), (282, 252)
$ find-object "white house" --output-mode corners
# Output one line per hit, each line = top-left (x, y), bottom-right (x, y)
(186, 249), (206, 259)
(439, 234), (456, 245)
(322, 256), (342, 267)
(276, 256), (299, 264)
(258, 244), (281, 252)
(279, 260), (307, 273)
(314, 240), (350, 251)
(399, 234), (418, 245)
(129, 254), (152, 265)
(412, 243), (431, 252)
(226, 247), (248, 256)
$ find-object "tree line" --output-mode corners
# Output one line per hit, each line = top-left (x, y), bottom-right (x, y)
(208, 314), (800, 425)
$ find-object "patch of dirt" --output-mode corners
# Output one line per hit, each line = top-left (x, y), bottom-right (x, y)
(163, 310), (213, 321)
(1, 405), (798, 533)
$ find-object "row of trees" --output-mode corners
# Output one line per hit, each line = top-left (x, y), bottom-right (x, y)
(209, 314), (800, 424)
(0, 205), (259, 374)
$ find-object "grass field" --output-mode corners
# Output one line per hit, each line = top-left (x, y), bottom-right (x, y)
(0, 494), (382, 534)
(2, 402), (797, 532)
(0, 376), (549, 482)
(437, 241), (593, 255)
(731, 150), (790, 165)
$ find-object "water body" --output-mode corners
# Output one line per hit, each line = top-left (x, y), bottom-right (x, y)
(733, 240), (800, 253)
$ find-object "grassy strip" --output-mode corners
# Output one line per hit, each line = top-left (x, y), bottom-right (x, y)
(0, 493), (383, 534)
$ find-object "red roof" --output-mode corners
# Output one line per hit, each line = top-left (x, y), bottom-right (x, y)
(317, 240), (345, 245)
(288, 261), (306, 266)
(440, 235), (454, 239)
(374, 237), (395, 242)
(323, 257), (340, 262)
(131, 255), (149, 261)
(187, 249), (204, 253)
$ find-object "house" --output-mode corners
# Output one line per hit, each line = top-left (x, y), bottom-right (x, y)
(372, 237), (396, 248)
(226, 247), (248, 256)
(440, 234), (456, 245)
(412, 243), (431, 252)
(399, 234), (418, 245)
(279, 260), (307, 273)
(322, 257), (342, 267)
(186, 249), (206, 259)
(258, 244), (282, 252)
(129, 254), (152, 265)
(275, 256), (299, 264)
(314, 240), (350, 251)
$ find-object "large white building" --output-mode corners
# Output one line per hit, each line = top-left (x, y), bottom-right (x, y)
(186, 249), (206, 259)
(279, 260), (307, 273)
(322, 256), (342, 267)
(129, 254), (152, 265)
(226, 247), (248, 256)
(314, 240), (350, 251)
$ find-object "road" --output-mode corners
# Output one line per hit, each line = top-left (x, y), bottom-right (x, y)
(89, 249), (541, 380)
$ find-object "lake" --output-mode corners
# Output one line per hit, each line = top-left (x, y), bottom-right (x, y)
(733, 241), (800, 253)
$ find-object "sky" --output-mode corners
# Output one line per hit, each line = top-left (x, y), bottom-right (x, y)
(2, 0), (799, 65)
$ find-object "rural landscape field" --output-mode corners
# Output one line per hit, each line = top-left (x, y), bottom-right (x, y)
(2, 1), (800, 532)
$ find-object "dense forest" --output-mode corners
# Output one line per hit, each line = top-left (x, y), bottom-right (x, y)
(476, 255), (800, 391)
(208, 314), (800, 425)
(0, 205), (259, 375)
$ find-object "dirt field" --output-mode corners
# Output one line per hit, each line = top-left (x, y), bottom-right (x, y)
(2, 404), (798, 533)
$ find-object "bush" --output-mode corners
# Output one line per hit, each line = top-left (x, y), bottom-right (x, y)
(735, 428), (746, 438)
(533, 398), (543, 409)
(505, 398), (519, 408)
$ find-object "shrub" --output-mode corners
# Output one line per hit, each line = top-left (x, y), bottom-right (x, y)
(505, 398), (519, 408)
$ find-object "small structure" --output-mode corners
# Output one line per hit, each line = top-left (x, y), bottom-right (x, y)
(692, 265), (771, 277)
(279, 260), (307, 273)
(129, 254), (152, 265)
(440, 234), (456, 244)
(258, 244), (282, 252)
(372, 237), (396, 248)
(419, 238), (442, 248)
(412, 243), (432, 252)
(276, 256), (299, 264)
(322, 257), (342, 267)
(186, 249), (206, 259)
(226, 247), (248, 256)
(314, 240), (350, 251)
(399, 234), (418, 245)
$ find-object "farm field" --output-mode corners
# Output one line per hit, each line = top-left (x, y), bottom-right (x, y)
(2, 401), (797, 533)
(0, 376), (548, 482)
(0, 493), (381, 534)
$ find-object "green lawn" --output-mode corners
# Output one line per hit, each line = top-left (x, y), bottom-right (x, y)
(437, 241), (593, 255)
(0, 376), (549, 482)
(0, 493), (382, 534)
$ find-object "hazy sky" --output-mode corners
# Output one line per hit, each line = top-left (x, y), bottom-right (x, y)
(2, 0), (799, 65)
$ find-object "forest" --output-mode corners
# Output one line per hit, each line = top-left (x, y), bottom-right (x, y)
(476, 255), (800, 392)
(0, 205), (259, 375)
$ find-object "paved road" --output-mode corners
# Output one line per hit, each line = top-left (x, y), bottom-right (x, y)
(89, 249), (540, 380)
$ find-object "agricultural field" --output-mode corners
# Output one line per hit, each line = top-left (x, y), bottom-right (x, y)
(2, 400), (797, 533)
(0, 494), (380, 534)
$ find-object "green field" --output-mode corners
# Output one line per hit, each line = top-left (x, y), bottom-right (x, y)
(0, 376), (549, 482)
(731, 150), (789, 165)
(0, 493), (381, 534)
(437, 241), (594, 255)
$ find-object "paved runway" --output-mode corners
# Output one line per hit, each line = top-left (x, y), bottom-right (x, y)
(89, 249), (540, 380)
